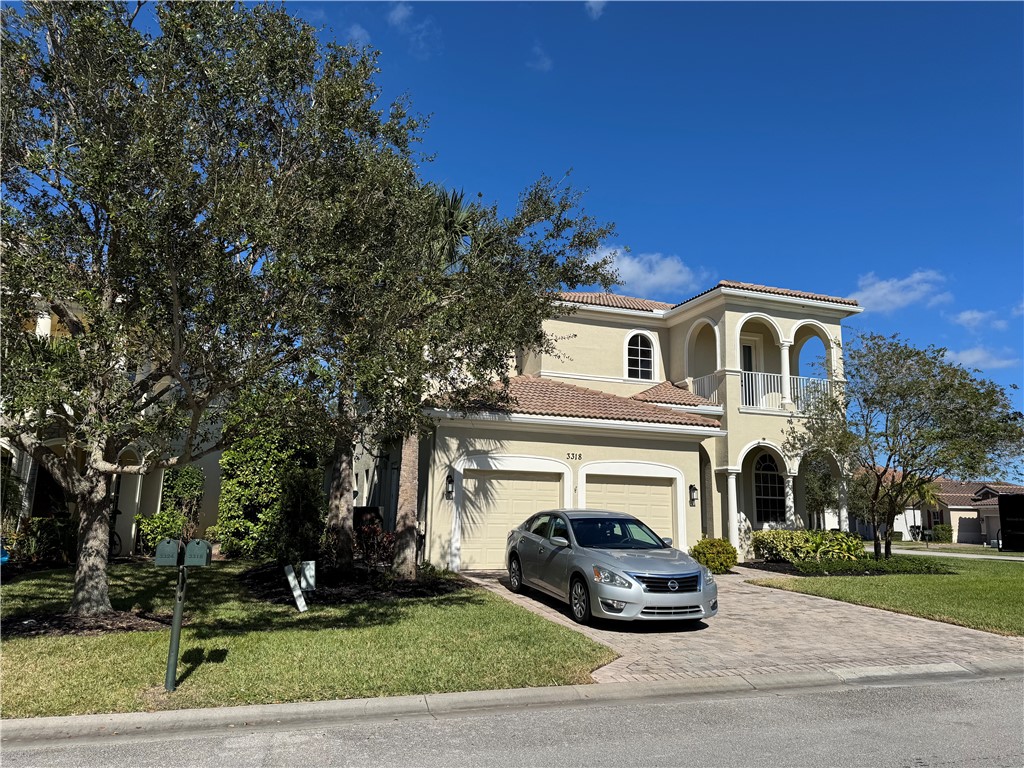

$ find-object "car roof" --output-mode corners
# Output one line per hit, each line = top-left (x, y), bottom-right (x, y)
(539, 509), (641, 521)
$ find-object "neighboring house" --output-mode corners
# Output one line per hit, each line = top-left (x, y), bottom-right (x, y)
(359, 280), (864, 569)
(1, 310), (222, 555)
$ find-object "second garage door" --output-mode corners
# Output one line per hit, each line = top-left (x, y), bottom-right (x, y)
(460, 470), (563, 569)
(585, 474), (676, 542)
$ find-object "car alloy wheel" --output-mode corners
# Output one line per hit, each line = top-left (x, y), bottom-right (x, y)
(509, 556), (523, 593)
(570, 577), (591, 624)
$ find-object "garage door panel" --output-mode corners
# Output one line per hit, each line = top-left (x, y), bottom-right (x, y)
(585, 474), (675, 540)
(461, 470), (561, 569)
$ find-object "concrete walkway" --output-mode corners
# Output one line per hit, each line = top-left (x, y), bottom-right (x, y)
(885, 547), (1023, 562)
(463, 567), (1024, 684)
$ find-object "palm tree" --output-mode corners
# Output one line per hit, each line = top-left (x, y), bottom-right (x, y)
(393, 187), (475, 580)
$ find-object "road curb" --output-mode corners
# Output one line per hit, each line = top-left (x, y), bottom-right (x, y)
(3, 660), (1021, 746)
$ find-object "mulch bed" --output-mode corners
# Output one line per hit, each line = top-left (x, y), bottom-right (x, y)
(240, 561), (471, 606)
(1, 609), (173, 639)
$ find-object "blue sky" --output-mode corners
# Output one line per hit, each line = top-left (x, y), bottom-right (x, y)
(287, 2), (1023, 405)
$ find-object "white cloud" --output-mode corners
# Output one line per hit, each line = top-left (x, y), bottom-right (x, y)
(952, 309), (995, 330)
(1013, 301), (1024, 317)
(527, 42), (553, 72)
(387, 3), (412, 28)
(945, 346), (1021, 370)
(849, 270), (950, 314)
(585, 1), (607, 20)
(386, 3), (441, 59)
(347, 24), (371, 47)
(609, 250), (706, 299)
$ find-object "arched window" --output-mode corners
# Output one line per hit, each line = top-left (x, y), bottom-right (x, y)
(626, 333), (654, 380)
(754, 454), (786, 524)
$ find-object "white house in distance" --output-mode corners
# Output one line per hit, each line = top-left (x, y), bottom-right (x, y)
(360, 280), (865, 570)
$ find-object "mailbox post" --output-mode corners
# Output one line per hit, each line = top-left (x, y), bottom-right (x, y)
(155, 538), (212, 692)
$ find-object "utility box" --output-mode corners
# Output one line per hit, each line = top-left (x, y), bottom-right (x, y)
(184, 539), (213, 567)
(155, 539), (184, 567)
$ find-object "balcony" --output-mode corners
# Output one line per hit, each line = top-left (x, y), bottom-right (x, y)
(740, 372), (833, 411)
(691, 373), (720, 404)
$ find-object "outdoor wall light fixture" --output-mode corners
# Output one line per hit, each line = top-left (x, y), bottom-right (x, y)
(688, 484), (698, 506)
(445, 474), (455, 500)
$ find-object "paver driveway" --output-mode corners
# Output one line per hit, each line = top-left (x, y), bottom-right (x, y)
(464, 567), (1024, 684)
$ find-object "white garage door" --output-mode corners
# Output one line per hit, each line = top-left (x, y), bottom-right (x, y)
(585, 475), (675, 541)
(460, 470), (563, 569)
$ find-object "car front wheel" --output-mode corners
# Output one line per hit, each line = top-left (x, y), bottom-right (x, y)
(569, 577), (591, 624)
(508, 555), (524, 593)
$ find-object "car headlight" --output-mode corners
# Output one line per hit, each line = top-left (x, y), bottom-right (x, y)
(592, 565), (631, 589)
(701, 565), (716, 585)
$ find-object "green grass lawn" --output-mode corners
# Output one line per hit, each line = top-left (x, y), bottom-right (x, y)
(0, 562), (616, 719)
(748, 558), (1024, 636)
(887, 541), (1024, 558)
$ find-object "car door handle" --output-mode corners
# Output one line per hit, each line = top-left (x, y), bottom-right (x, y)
(538, 546), (546, 554)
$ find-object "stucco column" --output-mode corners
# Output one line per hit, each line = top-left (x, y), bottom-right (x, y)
(726, 470), (740, 549)
(785, 474), (797, 527)
(838, 475), (849, 532)
(780, 342), (792, 406)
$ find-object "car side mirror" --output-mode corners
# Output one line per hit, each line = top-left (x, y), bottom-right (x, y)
(662, 537), (673, 546)
(549, 536), (569, 548)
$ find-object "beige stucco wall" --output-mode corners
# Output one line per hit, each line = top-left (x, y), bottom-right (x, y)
(424, 423), (709, 569)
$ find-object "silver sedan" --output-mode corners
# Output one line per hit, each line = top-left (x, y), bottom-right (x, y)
(505, 509), (718, 624)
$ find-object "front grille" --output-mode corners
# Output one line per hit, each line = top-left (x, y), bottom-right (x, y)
(640, 605), (704, 617)
(627, 572), (700, 593)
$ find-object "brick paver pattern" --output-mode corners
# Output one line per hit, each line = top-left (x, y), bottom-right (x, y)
(464, 567), (1024, 684)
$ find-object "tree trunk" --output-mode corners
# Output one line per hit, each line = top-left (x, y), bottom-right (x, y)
(884, 529), (893, 559)
(70, 474), (115, 616)
(325, 431), (355, 573)
(393, 433), (419, 581)
(872, 521), (882, 561)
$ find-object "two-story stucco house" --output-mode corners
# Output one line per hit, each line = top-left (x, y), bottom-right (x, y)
(360, 280), (864, 570)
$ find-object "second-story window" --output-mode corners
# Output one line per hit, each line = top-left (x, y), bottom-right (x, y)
(627, 333), (654, 380)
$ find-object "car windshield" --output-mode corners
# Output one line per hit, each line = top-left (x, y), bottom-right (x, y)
(570, 517), (666, 550)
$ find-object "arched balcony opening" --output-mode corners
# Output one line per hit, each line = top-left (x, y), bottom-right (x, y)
(687, 321), (720, 403)
(736, 317), (784, 409)
(790, 323), (836, 412)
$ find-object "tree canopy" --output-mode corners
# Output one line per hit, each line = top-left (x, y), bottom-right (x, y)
(1, 1), (617, 610)
(786, 332), (1024, 558)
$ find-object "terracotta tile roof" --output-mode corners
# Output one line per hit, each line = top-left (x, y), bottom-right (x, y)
(486, 376), (721, 429)
(675, 280), (861, 309)
(632, 381), (716, 408)
(933, 478), (1024, 507)
(559, 292), (673, 312)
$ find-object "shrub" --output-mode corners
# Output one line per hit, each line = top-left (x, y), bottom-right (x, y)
(689, 538), (738, 574)
(889, 531), (904, 542)
(5, 517), (77, 565)
(792, 554), (957, 576)
(354, 522), (396, 569)
(752, 529), (864, 563)
(135, 506), (188, 551)
(933, 524), (953, 543)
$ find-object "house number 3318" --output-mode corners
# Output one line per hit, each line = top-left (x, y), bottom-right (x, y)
(566, 452), (583, 461)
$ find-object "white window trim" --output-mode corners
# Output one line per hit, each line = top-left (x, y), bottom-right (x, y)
(577, 460), (685, 546)
(449, 454), (572, 572)
(622, 329), (661, 382)
(740, 334), (764, 373)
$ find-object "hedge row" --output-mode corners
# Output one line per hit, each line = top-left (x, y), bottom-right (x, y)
(751, 529), (864, 563)
(792, 554), (957, 576)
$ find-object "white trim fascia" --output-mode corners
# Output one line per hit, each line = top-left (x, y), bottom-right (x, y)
(540, 370), (628, 384)
(645, 402), (724, 417)
(737, 407), (792, 417)
(427, 409), (726, 439)
(556, 301), (670, 323)
(715, 466), (741, 474)
(719, 287), (864, 316)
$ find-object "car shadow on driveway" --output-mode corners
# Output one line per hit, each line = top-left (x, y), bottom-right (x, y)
(484, 571), (710, 634)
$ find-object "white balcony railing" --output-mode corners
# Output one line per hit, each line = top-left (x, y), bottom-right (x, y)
(741, 371), (783, 409)
(790, 375), (832, 411)
(691, 373), (720, 404)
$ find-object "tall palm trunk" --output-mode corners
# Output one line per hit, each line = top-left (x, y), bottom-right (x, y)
(393, 433), (419, 580)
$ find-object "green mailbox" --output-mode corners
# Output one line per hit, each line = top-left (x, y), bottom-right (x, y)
(155, 538), (184, 567)
(184, 539), (212, 567)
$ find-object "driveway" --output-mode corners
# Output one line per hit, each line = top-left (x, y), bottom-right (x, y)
(463, 567), (1024, 684)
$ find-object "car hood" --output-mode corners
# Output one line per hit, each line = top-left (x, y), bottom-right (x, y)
(586, 546), (701, 574)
